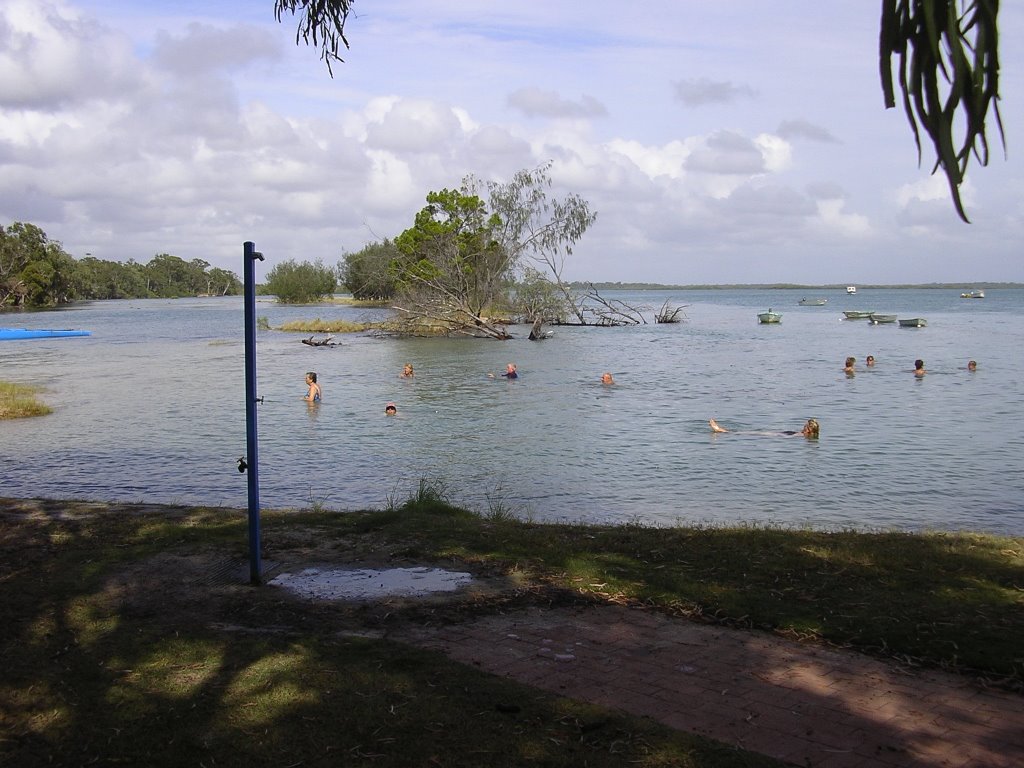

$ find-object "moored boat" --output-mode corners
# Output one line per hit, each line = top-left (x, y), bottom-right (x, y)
(798, 297), (828, 306)
(842, 310), (875, 320)
(846, 285), (857, 294)
(868, 314), (897, 324)
(757, 309), (782, 324)
(0, 328), (92, 341)
(898, 318), (927, 328)
(960, 290), (985, 299)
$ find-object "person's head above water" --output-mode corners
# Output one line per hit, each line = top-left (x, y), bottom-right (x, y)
(385, 402), (397, 415)
(801, 418), (820, 438)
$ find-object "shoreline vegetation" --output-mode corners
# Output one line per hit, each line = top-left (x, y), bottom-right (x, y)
(2, 492), (1021, 766)
(0, 381), (51, 419)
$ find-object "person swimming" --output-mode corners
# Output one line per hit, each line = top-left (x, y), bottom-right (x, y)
(967, 360), (978, 371)
(501, 363), (518, 379)
(844, 356), (856, 374)
(914, 359), (926, 377)
(866, 355), (875, 367)
(303, 371), (321, 402)
(385, 402), (397, 415)
(401, 364), (414, 378)
(601, 372), (614, 384)
(709, 418), (819, 439)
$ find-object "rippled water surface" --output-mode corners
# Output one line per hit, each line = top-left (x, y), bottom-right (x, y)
(2, 288), (1022, 535)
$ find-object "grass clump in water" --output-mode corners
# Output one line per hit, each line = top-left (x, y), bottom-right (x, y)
(277, 318), (371, 333)
(0, 381), (52, 419)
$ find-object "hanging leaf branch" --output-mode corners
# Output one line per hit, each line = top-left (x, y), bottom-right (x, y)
(274, 0), (353, 76)
(880, 0), (1004, 222)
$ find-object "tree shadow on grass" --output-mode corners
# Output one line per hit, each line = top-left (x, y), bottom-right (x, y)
(0, 499), (781, 768)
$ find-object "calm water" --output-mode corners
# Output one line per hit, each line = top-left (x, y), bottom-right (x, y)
(2, 288), (1022, 535)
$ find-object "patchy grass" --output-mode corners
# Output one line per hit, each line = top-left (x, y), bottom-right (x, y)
(1, 497), (782, 768)
(277, 318), (371, 334)
(0, 381), (52, 419)
(370, 502), (1023, 684)
(2, 491), (1022, 768)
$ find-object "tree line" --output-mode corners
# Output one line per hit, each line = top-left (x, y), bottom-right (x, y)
(1, 222), (241, 308)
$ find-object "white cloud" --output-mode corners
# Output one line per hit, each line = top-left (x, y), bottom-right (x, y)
(0, 0), (139, 107)
(365, 99), (463, 153)
(685, 131), (766, 175)
(0, 0), (1020, 283)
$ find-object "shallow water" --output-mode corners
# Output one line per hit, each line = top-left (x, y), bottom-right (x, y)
(2, 288), (1022, 535)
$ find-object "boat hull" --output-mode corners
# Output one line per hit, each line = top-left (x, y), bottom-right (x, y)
(898, 318), (927, 328)
(868, 314), (897, 324)
(757, 313), (782, 324)
(0, 328), (92, 340)
(843, 311), (875, 319)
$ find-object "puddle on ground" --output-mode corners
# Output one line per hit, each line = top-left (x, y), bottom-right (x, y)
(268, 566), (474, 600)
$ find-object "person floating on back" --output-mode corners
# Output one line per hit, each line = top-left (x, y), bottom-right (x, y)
(709, 418), (819, 439)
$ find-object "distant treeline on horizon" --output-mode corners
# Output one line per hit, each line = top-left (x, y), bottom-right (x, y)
(570, 281), (1024, 291)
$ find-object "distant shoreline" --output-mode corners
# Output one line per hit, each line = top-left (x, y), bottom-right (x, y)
(570, 281), (1024, 291)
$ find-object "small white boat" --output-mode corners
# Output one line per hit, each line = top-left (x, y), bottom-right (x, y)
(842, 310), (875, 320)
(846, 286), (857, 294)
(757, 309), (782, 324)
(798, 297), (828, 306)
(868, 314), (897, 324)
(898, 318), (927, 328)
(960, 290), (985, 299)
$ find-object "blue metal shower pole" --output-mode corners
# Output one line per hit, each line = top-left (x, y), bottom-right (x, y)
(243, 241), (264, 584)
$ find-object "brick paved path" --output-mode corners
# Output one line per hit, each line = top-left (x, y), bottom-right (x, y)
(399, 605), (1024, 767)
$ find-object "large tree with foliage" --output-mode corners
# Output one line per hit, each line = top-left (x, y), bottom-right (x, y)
(339, 239), (400, 299)
(264, 258), (337, 303)
(0, 222), (76, 307)
(386, 166), (595, 339)
(390, 187), (510, 337)
(277, 1), (1003, 222)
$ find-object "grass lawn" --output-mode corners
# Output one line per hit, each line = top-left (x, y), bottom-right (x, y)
(2, 491), (1021, 767)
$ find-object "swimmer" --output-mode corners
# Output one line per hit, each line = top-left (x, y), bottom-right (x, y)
(844, 356), (856, 374)
(501, 363), (518, 379)
(967, 360), (977, 371)
(914, 359), (926, 377)
(866, 355), (875, 367)
(401, 363), (414, 378)
(303, 371), (321, 402)
(385, 402), (397, 415)
(709, 418), (819, 439)
(601, 372), (614, 385)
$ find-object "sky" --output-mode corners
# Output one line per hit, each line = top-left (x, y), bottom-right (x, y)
(2, 1), (1022, 284)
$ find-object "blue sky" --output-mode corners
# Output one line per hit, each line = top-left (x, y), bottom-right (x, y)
(2, 1), (1022, 283)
